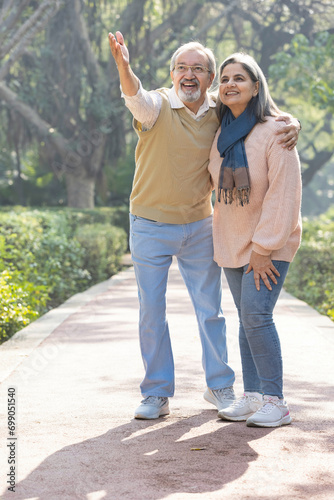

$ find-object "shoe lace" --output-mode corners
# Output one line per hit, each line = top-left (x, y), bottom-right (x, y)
(258, 402), (276, 414)
(142, 396), (167, 405)
(214, 386), (235, 399)
(229, 393), (260, 409)
(230, 395), (249, 408)
(258, 396), (281, 414)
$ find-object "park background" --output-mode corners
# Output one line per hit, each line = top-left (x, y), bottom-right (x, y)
(0, 0), (333, 342)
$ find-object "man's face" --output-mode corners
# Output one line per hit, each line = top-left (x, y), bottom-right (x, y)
(171, 50), (214, 112)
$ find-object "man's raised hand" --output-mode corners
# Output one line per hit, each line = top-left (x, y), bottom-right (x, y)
(108, 31), (129, 68)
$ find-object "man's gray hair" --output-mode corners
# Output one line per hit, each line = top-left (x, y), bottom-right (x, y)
(170, 42), (216, 75)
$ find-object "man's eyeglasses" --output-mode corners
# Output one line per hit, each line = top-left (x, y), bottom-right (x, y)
(173, 64), (210, 75)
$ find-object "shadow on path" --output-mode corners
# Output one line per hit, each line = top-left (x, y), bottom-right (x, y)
(4, 411), (273, 500)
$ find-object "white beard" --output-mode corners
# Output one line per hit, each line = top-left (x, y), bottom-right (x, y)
(177, 86), (201, 103)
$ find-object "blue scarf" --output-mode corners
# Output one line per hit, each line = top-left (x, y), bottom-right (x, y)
(217, 108), (258, 205)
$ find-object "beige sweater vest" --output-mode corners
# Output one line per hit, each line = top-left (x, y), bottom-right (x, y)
(130, 88), (219, 224)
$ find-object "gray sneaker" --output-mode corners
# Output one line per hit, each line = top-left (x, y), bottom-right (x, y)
(134, 396), (170, 420)
(218, 392), (263, 421)
(204, 386), (235, 411)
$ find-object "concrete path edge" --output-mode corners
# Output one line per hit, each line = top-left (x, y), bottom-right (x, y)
(0, 267), (134, 383)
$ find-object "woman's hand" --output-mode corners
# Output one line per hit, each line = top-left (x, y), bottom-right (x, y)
(246, 251), (280, 291)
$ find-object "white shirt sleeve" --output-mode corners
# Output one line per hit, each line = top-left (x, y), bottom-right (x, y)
(121, 81), (162, 131)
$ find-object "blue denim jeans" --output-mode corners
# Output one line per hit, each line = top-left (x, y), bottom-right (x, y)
(129, 214), (235, 398)
(223, 261), (289, 398)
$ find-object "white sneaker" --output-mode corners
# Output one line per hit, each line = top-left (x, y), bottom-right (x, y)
(134, 396), (169, 420)
(204, 386), (235, 411)
(246, 395), (292, 427)
(218, 392), (263, 421)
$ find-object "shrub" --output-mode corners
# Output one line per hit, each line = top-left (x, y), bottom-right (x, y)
(0, 269), (49, 341)
(0, 205), (130, 238)
(284, 207), (334, 322)
(75, 223), (127, 283)
(0, 211), (92, 307)
(0, 208), (128, 343)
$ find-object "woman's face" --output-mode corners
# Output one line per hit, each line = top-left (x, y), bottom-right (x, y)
(219, 63), (259, 118)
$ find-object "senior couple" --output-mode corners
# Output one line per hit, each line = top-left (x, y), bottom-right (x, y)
(109, 31), (302, 428)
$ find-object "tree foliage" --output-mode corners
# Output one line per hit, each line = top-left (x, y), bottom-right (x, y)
(269, 32), (334, 190)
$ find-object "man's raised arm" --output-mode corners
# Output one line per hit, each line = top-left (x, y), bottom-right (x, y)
(108, 31), (139, 96)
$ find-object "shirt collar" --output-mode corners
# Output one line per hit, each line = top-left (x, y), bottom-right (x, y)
(168, 87), (216, 117)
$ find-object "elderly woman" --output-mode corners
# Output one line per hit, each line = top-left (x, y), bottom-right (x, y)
(208, 53), (302, 427)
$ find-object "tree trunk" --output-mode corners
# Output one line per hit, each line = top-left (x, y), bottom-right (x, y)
(0, 82), (69, 156)
(65, 173), (95, 209)
(14, 140), (25, 205)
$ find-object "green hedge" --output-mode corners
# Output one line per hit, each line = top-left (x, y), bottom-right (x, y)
(75, 223), (127, 283)
(284, 207), (334, 321)
(0, 205), (130, 237)
(0, 208), (128, 343)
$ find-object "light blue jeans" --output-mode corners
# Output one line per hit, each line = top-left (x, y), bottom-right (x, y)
(129, 214), (235, 398)
(223, 261), (290, 398)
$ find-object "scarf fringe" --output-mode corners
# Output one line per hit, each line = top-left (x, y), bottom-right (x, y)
(236, 187), (251, 207)
(218, 187), (250, 206)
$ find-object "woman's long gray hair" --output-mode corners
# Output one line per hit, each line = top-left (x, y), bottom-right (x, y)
(216, 52), (280, 123)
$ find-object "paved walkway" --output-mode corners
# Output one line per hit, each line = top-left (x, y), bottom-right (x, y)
(0, 259), (333, 500)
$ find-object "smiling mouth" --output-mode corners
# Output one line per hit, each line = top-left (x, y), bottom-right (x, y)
(180, 79), (198, 90)
(225, 91), (239, 95)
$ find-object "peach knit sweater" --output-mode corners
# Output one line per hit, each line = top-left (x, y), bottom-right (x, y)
(208, 116), (302, 268)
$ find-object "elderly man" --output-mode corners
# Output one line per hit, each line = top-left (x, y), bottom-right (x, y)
(108, 31), (300, 419)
